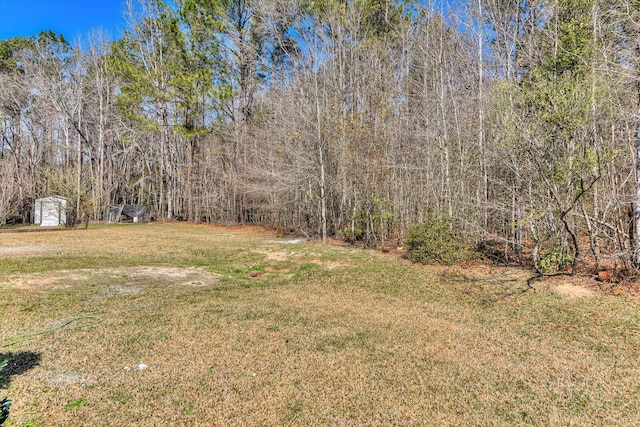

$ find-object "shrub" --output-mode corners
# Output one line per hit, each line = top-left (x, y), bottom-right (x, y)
(405, 215), (469, 265)
(0, 397), (9, 426)
(0, 358), (9, 426)
(337, 227), (366, 243)
(537, 246), (575, 273)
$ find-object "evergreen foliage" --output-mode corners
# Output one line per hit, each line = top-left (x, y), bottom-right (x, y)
(405, 215), (470, 265)
(0, 359), (8, 426)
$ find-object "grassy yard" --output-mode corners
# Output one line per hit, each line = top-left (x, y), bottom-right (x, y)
(1, 223), (639, 426)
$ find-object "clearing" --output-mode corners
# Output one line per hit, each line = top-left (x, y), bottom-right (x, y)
(1, 223), (639, 426)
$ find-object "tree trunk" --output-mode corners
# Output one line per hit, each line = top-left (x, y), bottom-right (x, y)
(633, 27), (640, 268)
(633, 90), (640, 267)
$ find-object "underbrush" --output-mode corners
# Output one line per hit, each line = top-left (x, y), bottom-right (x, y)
(405, 215), (473, 265)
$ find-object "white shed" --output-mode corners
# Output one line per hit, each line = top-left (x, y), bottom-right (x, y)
(34, 196), (67, 226)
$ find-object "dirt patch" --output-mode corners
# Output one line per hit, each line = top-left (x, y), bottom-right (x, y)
(535, 274), (602, 299)
(552, 283), (597, 298)
(265, 251), (288, 262)
(3, 266), (222, 292)
(114, 266), (218, 281)
(4, 270), (89, 290)
(44, 372), (92, 386)
(305, 259), (348, 270)
(0, 245), (54, 255)
(325, 261), (344, 270)
(97, 284), (146, 296)
(265, 238), (306, 244)
(261, 250), (349, 271)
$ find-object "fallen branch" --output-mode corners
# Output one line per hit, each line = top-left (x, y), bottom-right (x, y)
(526, 271), (575, 291)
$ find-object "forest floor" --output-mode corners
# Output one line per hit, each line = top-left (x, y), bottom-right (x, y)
(1, 223), (639, 426)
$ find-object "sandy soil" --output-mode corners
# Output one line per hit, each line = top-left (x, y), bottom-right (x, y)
(2, 266), (222, 292)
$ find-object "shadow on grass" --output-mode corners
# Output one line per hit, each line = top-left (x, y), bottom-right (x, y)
(455, 273), (532, 304)
(1, 352), (41, 388)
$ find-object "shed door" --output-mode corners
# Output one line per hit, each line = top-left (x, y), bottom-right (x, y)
(40, 201), (60, 226)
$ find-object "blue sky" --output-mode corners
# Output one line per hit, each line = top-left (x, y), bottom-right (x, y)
(0, 0), (128, 42)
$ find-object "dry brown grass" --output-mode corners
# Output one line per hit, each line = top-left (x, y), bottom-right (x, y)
(1, 223), (640, 426)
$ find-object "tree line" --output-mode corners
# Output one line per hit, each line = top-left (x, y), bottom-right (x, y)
(1, 0), (640, 273)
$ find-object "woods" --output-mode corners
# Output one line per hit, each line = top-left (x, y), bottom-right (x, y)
(1, 0), (640, 273)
